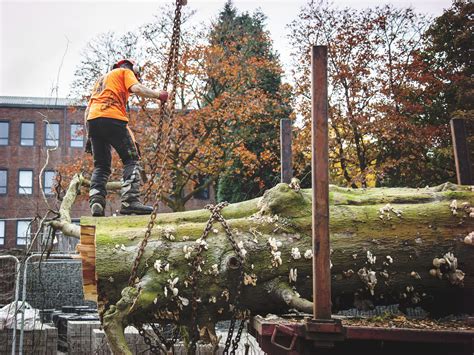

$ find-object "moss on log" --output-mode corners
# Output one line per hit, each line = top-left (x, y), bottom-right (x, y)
(78, 183), (474, 353)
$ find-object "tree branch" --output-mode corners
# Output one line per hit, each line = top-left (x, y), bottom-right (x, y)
(266, 280), (313, 314)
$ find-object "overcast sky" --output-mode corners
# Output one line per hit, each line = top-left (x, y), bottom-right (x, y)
(1, 0), (453, 98)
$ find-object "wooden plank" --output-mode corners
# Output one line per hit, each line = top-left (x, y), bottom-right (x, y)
(79, 224), (97, 303)
(280, 118), (293, 183)
(80, 235), (95, 245)
(76, 244), (95, 253)
(311, 45), (332, 320)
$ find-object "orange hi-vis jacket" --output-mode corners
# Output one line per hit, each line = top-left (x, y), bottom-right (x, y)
(87, 68), (139, 122)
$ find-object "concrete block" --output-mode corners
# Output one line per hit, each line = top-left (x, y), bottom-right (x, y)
(67, 320), (101, 354)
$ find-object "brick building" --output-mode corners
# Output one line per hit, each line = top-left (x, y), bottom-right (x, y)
(0, 96), (89, 249)
(0, 96), (214, 250)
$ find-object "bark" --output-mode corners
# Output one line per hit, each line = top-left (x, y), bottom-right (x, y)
(48, 173), (121, 238)
(75, 182), (474, 353)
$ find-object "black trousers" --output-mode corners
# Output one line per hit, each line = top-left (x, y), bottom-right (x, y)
(88, 118), (139, 200)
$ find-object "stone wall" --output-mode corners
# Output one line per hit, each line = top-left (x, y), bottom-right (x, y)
(25, 260), (92, 309)
(0, 325), (57, 354)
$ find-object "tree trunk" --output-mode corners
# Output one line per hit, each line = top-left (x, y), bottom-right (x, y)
(77, 182), (474, 354)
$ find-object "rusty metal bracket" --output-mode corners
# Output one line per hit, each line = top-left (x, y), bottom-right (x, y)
(270, 324), (298, 351)
(304, 318), (345, 347)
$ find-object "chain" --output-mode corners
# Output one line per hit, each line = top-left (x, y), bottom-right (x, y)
(136, 321), (181, 354)
(188, 202), (229, 351)
(137, 325), (163, 354)
(128, 0), (183, 287)
(150, 322), (181, 350)
(131, 1), (184, 350)
(217, 211), (246, 355)
(231, 319), (246, 353)
(186, 202), (247, 354)
(142, 0), (183, 205)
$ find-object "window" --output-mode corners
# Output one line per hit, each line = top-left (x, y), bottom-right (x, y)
(0, 220), (5, 245)
(16, 220), (31, 246)
(45, 123), (59, 147)
(18, 170), (33, 194)
(0, 121), (8, 145)
(43, 170), (56, 195)
(20, 122), (35, 146)
(70, 124), (84, 147)
(0, 170), (6, 194)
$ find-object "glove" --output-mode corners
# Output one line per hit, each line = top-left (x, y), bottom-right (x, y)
(158, 90), (169, 103)
(85, 137), (92, 155)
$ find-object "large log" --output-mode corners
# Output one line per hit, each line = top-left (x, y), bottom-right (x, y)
(77, 182), (474, 354)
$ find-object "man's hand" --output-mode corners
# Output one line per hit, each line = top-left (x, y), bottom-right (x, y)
(158, 90), (169, 103)
(85, 138), (92, 155)
(130, 84), (169, 102)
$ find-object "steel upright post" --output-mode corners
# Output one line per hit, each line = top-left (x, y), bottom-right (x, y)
(450, 117), (473, 185)
(280, 119), (293, 184)
(311, 45), (331, 320)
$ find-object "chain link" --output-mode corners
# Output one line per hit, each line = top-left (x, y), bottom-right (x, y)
(142, 0), (183, 205)
(128, 0), (183, 287)
(151, 322), (181, 350)
(132, 1), (184, 349)
(187, 202), (247, 354)
(138, 326), (163, 354)
(130, 2), (247, 353)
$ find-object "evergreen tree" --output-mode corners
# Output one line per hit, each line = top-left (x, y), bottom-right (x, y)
(210, 1), (292, 203)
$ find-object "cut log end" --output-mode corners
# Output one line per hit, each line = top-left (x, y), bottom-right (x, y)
(77, 225), (98, 302)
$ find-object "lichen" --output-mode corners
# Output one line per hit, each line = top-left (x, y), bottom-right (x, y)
(430, 252), (465, 286)
(358, 267), (377, 295)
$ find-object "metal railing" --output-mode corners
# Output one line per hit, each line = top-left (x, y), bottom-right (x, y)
(18, 253), (73, 355)
(0, 255), (20, 355)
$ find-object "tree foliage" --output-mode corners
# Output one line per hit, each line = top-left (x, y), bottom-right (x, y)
(69, 31), (140, 100)
(289, 0), (458, 188)
(424, 0), (473, 118)
(63, 1), (290, 211)
(208, 1), (293, 203)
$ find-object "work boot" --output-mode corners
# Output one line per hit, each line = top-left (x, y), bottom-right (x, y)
(89, 195), (106, 217)
(120, 200), (153, 215)
(119, 165), (153, 215)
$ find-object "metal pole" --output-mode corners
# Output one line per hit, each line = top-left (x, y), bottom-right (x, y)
(311, 45), (331, 320)
(19, 253), (73, 354)
(280, 118), (293, 184)
(450, 117), (473, 185)
(0, 255), (20, 355)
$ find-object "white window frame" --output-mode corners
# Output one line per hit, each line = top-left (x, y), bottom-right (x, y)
(0, 169), (7, 194)
(20, 122), (35, 146)
(16, 220), (31, 246)
(0, 121), (9, 145)
(70, 124), (84, 148)
(43, 170), (56, 195)
(0, 220), (5, 245)
(45, 122), (60, 147)
(18, 170), (33, 195)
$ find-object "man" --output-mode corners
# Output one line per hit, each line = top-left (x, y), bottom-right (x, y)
(85, 59), (168, 216)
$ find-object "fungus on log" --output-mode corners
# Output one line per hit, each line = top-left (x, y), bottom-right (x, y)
(70, 181), (474, 354)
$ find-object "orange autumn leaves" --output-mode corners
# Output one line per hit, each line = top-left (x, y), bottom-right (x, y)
(289, 3), (454, 188)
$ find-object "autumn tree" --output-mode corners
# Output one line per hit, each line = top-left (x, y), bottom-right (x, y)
(137, 1), (291, 209)
(424, 0), (473, 119)
(63, 2), (291, 211)
(206, 1), (293, 203)
(70, 31), (141, 100)
(289, 0), (454, 188)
